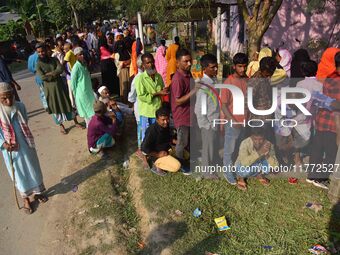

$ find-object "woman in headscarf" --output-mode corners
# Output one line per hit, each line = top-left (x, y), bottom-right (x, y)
(246, 47), (272, 77)
(276, 48), (292, 77)
(246, 47), (287, 85)
(113, 33), (131, 102)
(165, 36), (180, 86)
(155, 39), (168, 85)
(130, 38), (143, 78)
(316, 47), (340, 80)
(99, 35), (119, 96)
(270, 48), (292, 87)
(290, 49), (310, 87)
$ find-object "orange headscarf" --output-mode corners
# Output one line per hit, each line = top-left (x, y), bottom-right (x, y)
(316, 47), (340, 79)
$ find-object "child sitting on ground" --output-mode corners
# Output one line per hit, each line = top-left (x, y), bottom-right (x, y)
(98, 85), (110, 104)
(108, 98), (124, 127)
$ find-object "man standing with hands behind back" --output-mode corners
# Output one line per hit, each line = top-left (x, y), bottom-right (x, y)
(136, 53), (168, 141)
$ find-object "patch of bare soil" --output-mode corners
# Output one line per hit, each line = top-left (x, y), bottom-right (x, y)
(128, 155), (178, 255)
(38, 147), (127, 255)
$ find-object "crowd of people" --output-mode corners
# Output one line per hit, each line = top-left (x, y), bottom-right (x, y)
(0, 20), (339, 214)
(192, 47), (340, 191)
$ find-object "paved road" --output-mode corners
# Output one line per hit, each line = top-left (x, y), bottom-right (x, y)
(0, 70), (87, 254)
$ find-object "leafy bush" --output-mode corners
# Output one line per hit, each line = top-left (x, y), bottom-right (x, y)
(0, 20), (25, 41)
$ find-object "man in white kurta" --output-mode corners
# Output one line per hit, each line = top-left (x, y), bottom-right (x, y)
(0, 82), (47, 214)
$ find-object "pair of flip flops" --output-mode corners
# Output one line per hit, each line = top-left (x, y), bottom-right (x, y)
(23, 195), (48, 215)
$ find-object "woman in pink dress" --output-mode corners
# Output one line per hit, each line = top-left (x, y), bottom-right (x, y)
(155, 39), (168, 85)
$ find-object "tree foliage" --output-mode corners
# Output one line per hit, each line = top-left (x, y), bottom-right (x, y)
(2, 0), (333, 56)
(0, 20), (26, 41)
(3, 0), (120, 37)
(306, 0), (338, 13)
(121, 0), (212, 35)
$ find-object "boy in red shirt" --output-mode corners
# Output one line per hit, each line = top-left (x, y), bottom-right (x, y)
(221, 53), (248, 185)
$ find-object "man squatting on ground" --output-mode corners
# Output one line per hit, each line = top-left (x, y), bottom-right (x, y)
(141, 107), (181, 176)
(87, 100), (117, 157)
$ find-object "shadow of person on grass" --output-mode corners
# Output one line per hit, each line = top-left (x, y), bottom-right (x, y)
(183, 234), (223, 255)
(138, 221), (188, 255)
(329, 201), (340, 253)
(45, 157), (114, 198)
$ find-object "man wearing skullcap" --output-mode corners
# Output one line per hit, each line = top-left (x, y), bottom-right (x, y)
(71, 47), (96, 127)
(98, 86), (110, 104)
(87, 100), (117, 157)
(0, 82), (47, 214)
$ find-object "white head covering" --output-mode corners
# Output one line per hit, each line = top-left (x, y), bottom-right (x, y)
(73, 47), (83, 56)
(0, 82), (12, 94)
(278, 49), (292, 77)
(78, 33), (85, 38)
(98, 86), (108, 94)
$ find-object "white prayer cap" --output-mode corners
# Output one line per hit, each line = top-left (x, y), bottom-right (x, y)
(73, 47), (83, 56)
(0, 82), (12, 93)
(98, 86), (108, 94)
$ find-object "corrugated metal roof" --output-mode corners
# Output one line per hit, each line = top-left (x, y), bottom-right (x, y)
(0, 12), (21, 24)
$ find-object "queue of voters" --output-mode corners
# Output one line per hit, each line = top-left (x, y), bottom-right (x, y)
(0, 20), (339, 221)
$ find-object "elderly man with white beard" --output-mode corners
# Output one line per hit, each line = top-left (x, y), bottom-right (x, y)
(135, 53), (169, 141)
(0, 82), (47, 214)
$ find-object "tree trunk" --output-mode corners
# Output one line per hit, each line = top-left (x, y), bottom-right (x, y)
(237, 0), (283, 60)
(35, 0), (44, 37)
(247, 34), (263, 61)
(71, 4), (80, 29)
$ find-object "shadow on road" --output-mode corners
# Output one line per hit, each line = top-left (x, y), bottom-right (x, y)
(27, 108), (46, 119)
(45, 115), (138, 198)
(45, 157), (114, 197)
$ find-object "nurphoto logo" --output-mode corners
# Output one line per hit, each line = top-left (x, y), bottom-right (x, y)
(199, 83), (312, 128)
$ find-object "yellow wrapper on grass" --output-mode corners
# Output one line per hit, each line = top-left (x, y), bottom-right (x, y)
(214, 216), (230, 231)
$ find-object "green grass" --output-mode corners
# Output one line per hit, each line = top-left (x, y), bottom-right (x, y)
(8, 60), (27, 74)
(65, 114), (340, 254)
(138, 167), (339, 255)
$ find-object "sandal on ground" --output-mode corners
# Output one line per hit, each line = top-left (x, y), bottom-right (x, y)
(136, 150), (150, 168)
(203, 174), (219, 180)
(60, 124), (68, 134)
(257, 176), (270, 186)
(151, 166), (167, 176)
(75, 123), (85, 129)
(237, 180), (247, 191)
(23, 198), (33, 215)
(34, 194), (48, 203)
